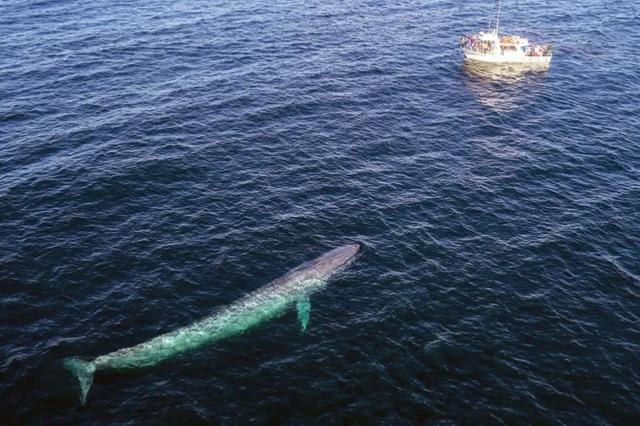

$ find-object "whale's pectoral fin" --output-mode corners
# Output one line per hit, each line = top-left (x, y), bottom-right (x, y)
(296, 296), (311, 332)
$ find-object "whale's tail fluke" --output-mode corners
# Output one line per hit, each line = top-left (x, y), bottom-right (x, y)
(64, 357), (95, 405)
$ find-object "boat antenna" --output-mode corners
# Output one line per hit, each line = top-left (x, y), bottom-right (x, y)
(495, 0), (501, 35)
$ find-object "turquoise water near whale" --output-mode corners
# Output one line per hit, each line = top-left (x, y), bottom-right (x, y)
(1, 0), (639, 423)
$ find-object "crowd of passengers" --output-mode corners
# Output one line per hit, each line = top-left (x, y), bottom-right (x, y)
(460, 34), (551, 56)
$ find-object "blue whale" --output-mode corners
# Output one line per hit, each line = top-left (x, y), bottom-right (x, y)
(65, 244), (360, 404)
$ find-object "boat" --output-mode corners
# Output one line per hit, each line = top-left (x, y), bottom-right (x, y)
(460, 0), (553, 65)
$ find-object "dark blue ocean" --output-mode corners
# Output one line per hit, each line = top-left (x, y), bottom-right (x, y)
(1, 0), (639, 423)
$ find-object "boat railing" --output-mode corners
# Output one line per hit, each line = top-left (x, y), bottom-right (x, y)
(460, 35), (496, 54)
(462, 34), (553, 57)
(525, 44), (553, 57)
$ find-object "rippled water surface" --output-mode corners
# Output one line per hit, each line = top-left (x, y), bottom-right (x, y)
(1, 0), (639, 423)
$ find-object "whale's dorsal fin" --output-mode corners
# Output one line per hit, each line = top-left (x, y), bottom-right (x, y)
(296, 296), (310, 332)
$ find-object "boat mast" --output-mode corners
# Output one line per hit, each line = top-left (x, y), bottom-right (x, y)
(495, 0), (501, 35)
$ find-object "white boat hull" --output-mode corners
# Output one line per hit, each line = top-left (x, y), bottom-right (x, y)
(463, 48), (551, 65)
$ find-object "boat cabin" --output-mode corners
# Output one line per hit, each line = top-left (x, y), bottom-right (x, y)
(460, 31), (552, 63)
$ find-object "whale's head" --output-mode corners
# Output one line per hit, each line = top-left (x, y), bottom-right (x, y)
(310, 244), (360, 279)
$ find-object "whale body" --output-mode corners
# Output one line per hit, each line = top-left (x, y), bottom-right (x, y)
(64, 244), (360, 404)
